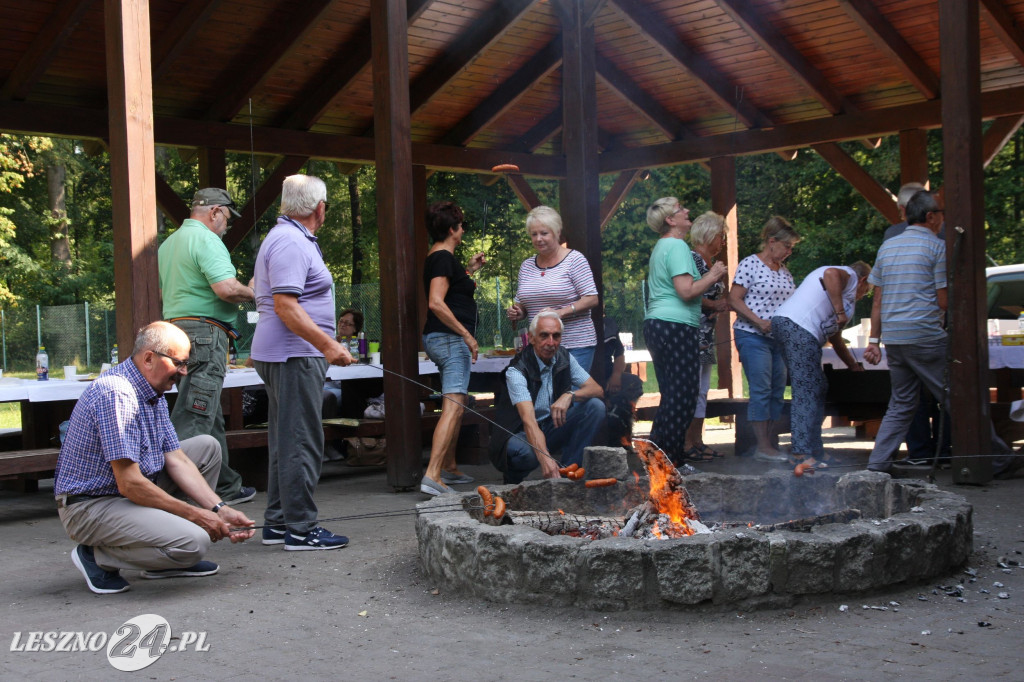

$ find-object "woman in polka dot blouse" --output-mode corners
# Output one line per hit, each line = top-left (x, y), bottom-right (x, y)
(727, 216), (801, 463)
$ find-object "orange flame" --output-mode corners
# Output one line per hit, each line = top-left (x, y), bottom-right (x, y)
(632, 438), (700, 537)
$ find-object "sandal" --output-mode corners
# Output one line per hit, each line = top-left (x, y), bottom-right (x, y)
(789, 454), (827, 469)
(696, 442), (724, 458)
(682, 446), (715, 463)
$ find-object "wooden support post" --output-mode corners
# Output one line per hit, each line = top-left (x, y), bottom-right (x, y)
(414, 165), (428, 340)
(899, 129), (929, 185)
(372, 0), (421, 490)
(710, 156), (742, 399)
(940, 0), (992, 482)
(557, 0), (604, 379)
(105, 0), (160, 352)
(198, 147), (227, 191)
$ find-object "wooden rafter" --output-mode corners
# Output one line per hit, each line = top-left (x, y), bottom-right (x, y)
(811, 142), (899, 222)
(439, 36), (562, 146)
(514, 107), (562, 153)
(222, 155), (309, 250)
(0, 0), (92, 101)
(982, 114), (1024, 167)
(836, 0), (940, 100)
(154, 172), (190, 226)
(599, 170), (641, 230)
(595, 53), (690, 141)
(610, 0), (771, 129)
(715, 0), (855, 115)
(408, 0), (536, 116)
(506, 174), (541, 210)
(207, 0), (333, 122)
(151, 0), (225, 82)
(981, 0), (1024, 67)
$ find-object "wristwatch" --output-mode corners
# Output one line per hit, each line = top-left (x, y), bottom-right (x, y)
(211, 501), (227, 513)
(567, 390), (576, 402)
(867, 337), (880, 345)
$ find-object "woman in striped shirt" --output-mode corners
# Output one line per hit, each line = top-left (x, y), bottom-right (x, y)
(506, 206), (600, 371)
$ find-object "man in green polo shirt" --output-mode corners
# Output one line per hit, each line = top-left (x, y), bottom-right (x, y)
(158, 188), (257, 505)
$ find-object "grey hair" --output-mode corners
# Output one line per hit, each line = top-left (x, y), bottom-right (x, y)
(189, 203), (217, 219)
(905, 190), (939, 225)
(646, 197), (678, 234)
(132, 321), (188, 357)
(848, 260), (872, 280)
(529, 310), (564, 334)
(897, 182), (926, 208)
(280, 174), (327, 218)
(688, 211), (726, 246)
(526, 205), (563, 240)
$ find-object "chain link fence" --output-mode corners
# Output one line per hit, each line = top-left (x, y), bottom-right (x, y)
(2, 279), (648, 372)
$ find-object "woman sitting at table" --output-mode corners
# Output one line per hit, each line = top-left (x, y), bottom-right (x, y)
(506, 206), (600, 371)
(771, 262), (871, 469)
(420, 201), (486, 496)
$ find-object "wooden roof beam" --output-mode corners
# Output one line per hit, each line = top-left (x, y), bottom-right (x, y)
(715, 0), (854, 116)
(811, 142), (899, 223)
(222, 155), (309, 250)
(506, 174), (541, 211)
(599, 85), (1024, 171)
(982, 114), (1024, 167)
(609, 0), (771, 129)
(514, 107), (562, 153)
(836, 0), (939, 100)
(595, 53), (692, 141)
(980, 0), (1024, 68)
(278, 0), (433, 130)
(408, 0), (536, 116)
(207, 0), (333, 122)
(439, 36), (562, 146)
(0, 0), (92, 101)
(599, 170), (641, 231)
(151, 0), (225, 82)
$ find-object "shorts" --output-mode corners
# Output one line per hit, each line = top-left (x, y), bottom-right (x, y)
(423, 332), (472, 395)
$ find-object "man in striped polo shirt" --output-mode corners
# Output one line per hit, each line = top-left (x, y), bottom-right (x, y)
(863, 190), (1014, 473)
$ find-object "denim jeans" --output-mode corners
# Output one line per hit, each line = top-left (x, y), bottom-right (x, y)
(568, 345), (596, 374)
(423, 332), (472, 395)
(503, 397), (605, 483)
(734, 328), (787, 422)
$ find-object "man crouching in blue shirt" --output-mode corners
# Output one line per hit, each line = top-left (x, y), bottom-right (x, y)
(489, 311), (606, 484)
(55, 321), (255, 594)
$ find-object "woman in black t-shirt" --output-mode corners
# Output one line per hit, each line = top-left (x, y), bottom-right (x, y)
(420, 201), (487, 496)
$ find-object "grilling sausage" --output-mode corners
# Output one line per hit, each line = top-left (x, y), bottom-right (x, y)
(477, 486), (494, 515)
(584, 478), (617, 488)
(492, 496), (506, 518)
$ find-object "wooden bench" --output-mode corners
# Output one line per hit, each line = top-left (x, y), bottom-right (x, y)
(0, 448), (61, 491)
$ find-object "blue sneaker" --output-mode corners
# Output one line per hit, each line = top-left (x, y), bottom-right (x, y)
(71, 545), (130, 594)
(284, 526), (349, 551)
(225, 486), (257, 504)
(140, 561), (219, 579)
(262, 525), (286, 545)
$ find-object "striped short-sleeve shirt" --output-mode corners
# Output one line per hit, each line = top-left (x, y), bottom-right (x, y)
(869, 224), (947, 345)
(515, 249), (598, 349)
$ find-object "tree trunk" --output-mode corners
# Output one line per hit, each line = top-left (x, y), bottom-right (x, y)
(46, 162), (71, 267)
(349, 172), (364, 283)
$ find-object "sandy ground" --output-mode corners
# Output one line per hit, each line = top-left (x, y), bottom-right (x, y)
(2, 424), (1022, 680)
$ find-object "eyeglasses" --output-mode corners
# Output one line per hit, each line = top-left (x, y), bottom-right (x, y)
(321, 200), (330, 214)
(154, 351), (189, 370)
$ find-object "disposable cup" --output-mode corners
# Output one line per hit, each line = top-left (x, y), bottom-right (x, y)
(64, 365), (77, 379)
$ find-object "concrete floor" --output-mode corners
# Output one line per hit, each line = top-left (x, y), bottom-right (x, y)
(2, 424), (1022, 680)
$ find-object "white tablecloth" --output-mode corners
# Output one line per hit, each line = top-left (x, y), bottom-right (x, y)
(0, 356), (515, 404)
(821, 344), (1024, 371)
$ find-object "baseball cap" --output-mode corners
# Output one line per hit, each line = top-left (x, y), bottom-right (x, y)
(192, 188), (241, 219)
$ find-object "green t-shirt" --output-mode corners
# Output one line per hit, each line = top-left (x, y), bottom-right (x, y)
(158, 219), (240, 322)
(644, 237), (700, 326)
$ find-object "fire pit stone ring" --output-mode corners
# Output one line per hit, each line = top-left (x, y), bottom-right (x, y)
(416, 469), (973, 610)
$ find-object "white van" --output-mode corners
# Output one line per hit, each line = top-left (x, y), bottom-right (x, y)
(986, 263), (1024, 323)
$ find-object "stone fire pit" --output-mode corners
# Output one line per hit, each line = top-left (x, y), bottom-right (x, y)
(416, 466), (973, 611)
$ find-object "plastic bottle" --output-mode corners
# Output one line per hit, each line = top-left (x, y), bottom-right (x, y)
(110, 344), (119, 366)
(493, 330), (503, 350)
(36, 346), (49, 381)
(1019, 311), (1024, 332)
(357, 331), (368, 363)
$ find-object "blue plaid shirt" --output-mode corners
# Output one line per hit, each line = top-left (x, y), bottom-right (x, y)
(54, 359), (180, 496)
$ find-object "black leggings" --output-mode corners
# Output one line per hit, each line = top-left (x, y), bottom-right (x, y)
(643, 318), (700, 460)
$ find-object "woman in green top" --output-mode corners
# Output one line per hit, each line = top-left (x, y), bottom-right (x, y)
(643, 197), (727, 467)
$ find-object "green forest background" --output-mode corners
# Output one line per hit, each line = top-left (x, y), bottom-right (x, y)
(1, 125), (1022, 354)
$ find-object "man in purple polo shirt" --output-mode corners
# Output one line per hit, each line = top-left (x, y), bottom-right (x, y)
(251, 174), (354, 550)
(55, 322), (255, 594)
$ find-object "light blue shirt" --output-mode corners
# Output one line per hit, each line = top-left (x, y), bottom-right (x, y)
(506, 352), (592, 424)
(869, 225), (947, 345)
